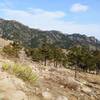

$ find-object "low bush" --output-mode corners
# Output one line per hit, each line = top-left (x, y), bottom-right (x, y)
(2, 63), (37, 84)
(3, 42), (22, 57)
(2, 63), (10, 71)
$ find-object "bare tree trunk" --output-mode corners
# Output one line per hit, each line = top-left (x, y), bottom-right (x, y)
(54, 59), (56, 67)
(44, 56), (47, 66)
(55, 61), (58, 67)
(75, 65), (77, 79)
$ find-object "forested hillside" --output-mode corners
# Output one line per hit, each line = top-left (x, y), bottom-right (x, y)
(0, 19), (100, 49)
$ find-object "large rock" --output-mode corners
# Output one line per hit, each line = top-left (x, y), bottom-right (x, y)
(0, 71), (28, 100)
(11, 77), (26, 90)
(0, 90), (28, 100)
(0, 72), (26, 91)
(7, 90), (28, 100)
(0, 78), (16, 91)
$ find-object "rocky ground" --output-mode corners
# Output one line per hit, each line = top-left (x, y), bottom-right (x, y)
(0, 56), (100, 100)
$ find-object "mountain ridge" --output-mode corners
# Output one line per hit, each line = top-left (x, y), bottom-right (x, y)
(0, 18), (100, 49)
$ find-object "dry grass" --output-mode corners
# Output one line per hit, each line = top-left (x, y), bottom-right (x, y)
(2, 63), (38, 84)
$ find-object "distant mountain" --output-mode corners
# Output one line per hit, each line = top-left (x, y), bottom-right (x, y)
(0, 18), (100, 49)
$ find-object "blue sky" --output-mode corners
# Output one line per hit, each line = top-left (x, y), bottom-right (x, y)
(0, 0), (100, 39)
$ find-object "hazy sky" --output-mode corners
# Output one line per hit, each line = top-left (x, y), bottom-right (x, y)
(0, 0), (100, 39)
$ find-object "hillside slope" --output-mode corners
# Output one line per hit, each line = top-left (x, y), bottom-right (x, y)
(0, 19), (100, 49)
(0, 55), (100, 100)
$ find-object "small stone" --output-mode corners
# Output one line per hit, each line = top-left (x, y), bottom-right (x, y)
(60, 85), (64, 88)
(56, 96), (68, 100)
(46, 88), (50, 91)
(35, 87), (41, 95)
(42, 91), (52, 99)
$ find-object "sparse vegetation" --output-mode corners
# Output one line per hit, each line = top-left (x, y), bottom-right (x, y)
(3, 41), (22, 57)
(25, 42), (66, 67)
(25, 43), (100, 77)
(2, 63), (11, 71)
(2, 63), (37, 84)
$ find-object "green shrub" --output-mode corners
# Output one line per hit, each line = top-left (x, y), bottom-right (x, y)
(2, 63), (10, 71)
(2, 63), (37, 84)
(12, 64), (37, 83)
